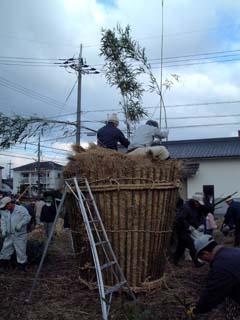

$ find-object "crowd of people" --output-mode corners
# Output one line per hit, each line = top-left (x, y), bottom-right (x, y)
(174, 192), (240, 319)
(0, 195), (57, 273)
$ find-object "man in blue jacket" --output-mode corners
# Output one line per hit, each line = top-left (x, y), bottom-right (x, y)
(97, 113), (129, 151)
(225, 197), (240, 246)
(187, 234), (240, 318)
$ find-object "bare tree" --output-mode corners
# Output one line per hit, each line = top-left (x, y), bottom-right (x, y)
(0, 113), (76, 149)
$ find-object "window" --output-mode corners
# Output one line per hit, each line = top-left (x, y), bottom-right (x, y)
(58, 173), (61, 178)
(22, 172), (29, 178)
(203, 185), (214, 208)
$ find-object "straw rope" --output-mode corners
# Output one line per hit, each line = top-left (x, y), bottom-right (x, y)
(71, 229), (172, 234)
(83, 183), (179, 192)
(78, 274), (166, 293)
(106, 229), (172, 234)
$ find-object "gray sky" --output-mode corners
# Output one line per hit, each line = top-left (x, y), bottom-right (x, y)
(1, 0), (240, 175)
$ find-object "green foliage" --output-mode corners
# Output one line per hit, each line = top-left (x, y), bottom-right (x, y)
(100, 24), (181, 132)
(100, 24), (147, 128)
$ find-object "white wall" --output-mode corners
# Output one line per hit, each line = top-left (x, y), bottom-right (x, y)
(49, 170), (63, 189)
(13, 171), (21, 194)
(187, 158), (240, 213)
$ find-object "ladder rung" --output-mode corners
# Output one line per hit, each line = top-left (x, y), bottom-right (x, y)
(84, 198), (94, 203)
(101, 261), (116, 270)
(105, 281), (127, 295)
(96, 240), (108, 246)
(89, 219), (99, 223)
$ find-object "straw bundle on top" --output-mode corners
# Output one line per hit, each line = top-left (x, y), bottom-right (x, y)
(64, 145), (182, 291)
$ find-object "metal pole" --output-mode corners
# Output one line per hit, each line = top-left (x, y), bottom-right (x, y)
(159, 0), (164, 130)
(76, 44), (83, 145)
(37, 133), (41, 198)
(25, 187), (67, 304)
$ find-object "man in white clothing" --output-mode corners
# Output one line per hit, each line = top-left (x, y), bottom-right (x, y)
(128, 120), (169, 159)
(0, 197), (31, 272)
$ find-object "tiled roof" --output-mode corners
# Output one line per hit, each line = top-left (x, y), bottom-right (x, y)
(13, 161), (63, 171)
(163, 137), (240, 159)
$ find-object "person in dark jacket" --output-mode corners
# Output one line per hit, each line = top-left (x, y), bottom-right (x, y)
(225, 197), (240, 246)
(24, 201), (36, 233)
(97, 113), (129, 150)
(187, 234), (240, 318)
(173, 194), (206, 267)
(40, 198), (56, 239)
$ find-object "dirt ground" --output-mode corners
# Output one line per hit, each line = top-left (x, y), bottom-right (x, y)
(0, 227), (231, 320)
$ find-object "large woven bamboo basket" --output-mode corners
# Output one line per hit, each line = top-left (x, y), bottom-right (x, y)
(64, 146), (182, 291)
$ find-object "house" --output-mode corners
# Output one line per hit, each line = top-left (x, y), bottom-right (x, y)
(163, 137), (240, 214)
(13, 161), (63, 197)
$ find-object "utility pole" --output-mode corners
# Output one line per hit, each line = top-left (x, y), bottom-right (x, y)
(76, 44), (83, 145)
(37, 133), (41, 198)
(61, 46), (100, 145)
(7, 160), (12, 179)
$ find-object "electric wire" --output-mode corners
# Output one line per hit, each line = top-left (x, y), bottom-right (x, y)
(0, 152), (67, 163)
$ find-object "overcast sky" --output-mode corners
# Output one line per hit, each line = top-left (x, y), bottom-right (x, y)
(1, 0), (240, 175)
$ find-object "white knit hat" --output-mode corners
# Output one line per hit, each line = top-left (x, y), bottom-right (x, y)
(107, 113), (119, 124)
(0, 196), (12, 209)
(192, 192), (204, 205)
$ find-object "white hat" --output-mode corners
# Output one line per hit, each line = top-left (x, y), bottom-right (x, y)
(0, 196), (12, 209)
(192, 192), (204, 205)
(194, 234), (215, 257)
(107, 113), (119, 124)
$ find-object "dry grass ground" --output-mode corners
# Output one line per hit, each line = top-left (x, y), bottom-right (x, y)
(0, 227), (232, 320)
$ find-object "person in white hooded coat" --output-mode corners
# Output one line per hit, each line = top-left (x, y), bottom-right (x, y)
(127, 120), (170, 160)
(0, 197), (31, 271)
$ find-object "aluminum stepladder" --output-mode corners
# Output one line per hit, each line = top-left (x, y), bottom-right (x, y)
(26, 177), (136, 320)
(66, 177), (136, 320)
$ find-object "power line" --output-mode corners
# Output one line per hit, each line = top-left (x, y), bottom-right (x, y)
(167, 113), (240, 120)
(83, 23), (240, 47)
(0, 48), (239, 62)
(169, 121), (240, 129)
(162, 57), (240, 68)
(0, 63), (60, 67)
(2, 48), (240, 69)
(40, 134), (76, 143)
(25, 142), (70, 153)
(3, 98), (240, 124)
(78, 99), (240, 114)
(0, 56), (71, 61)
(0, 152), (67, 163)
(24, 99), (240, 123)
(8, 144), (69, 158)
(0, 76), (70, 110)
(153, 49), (240, 61)
(75, 113), (240, 123)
